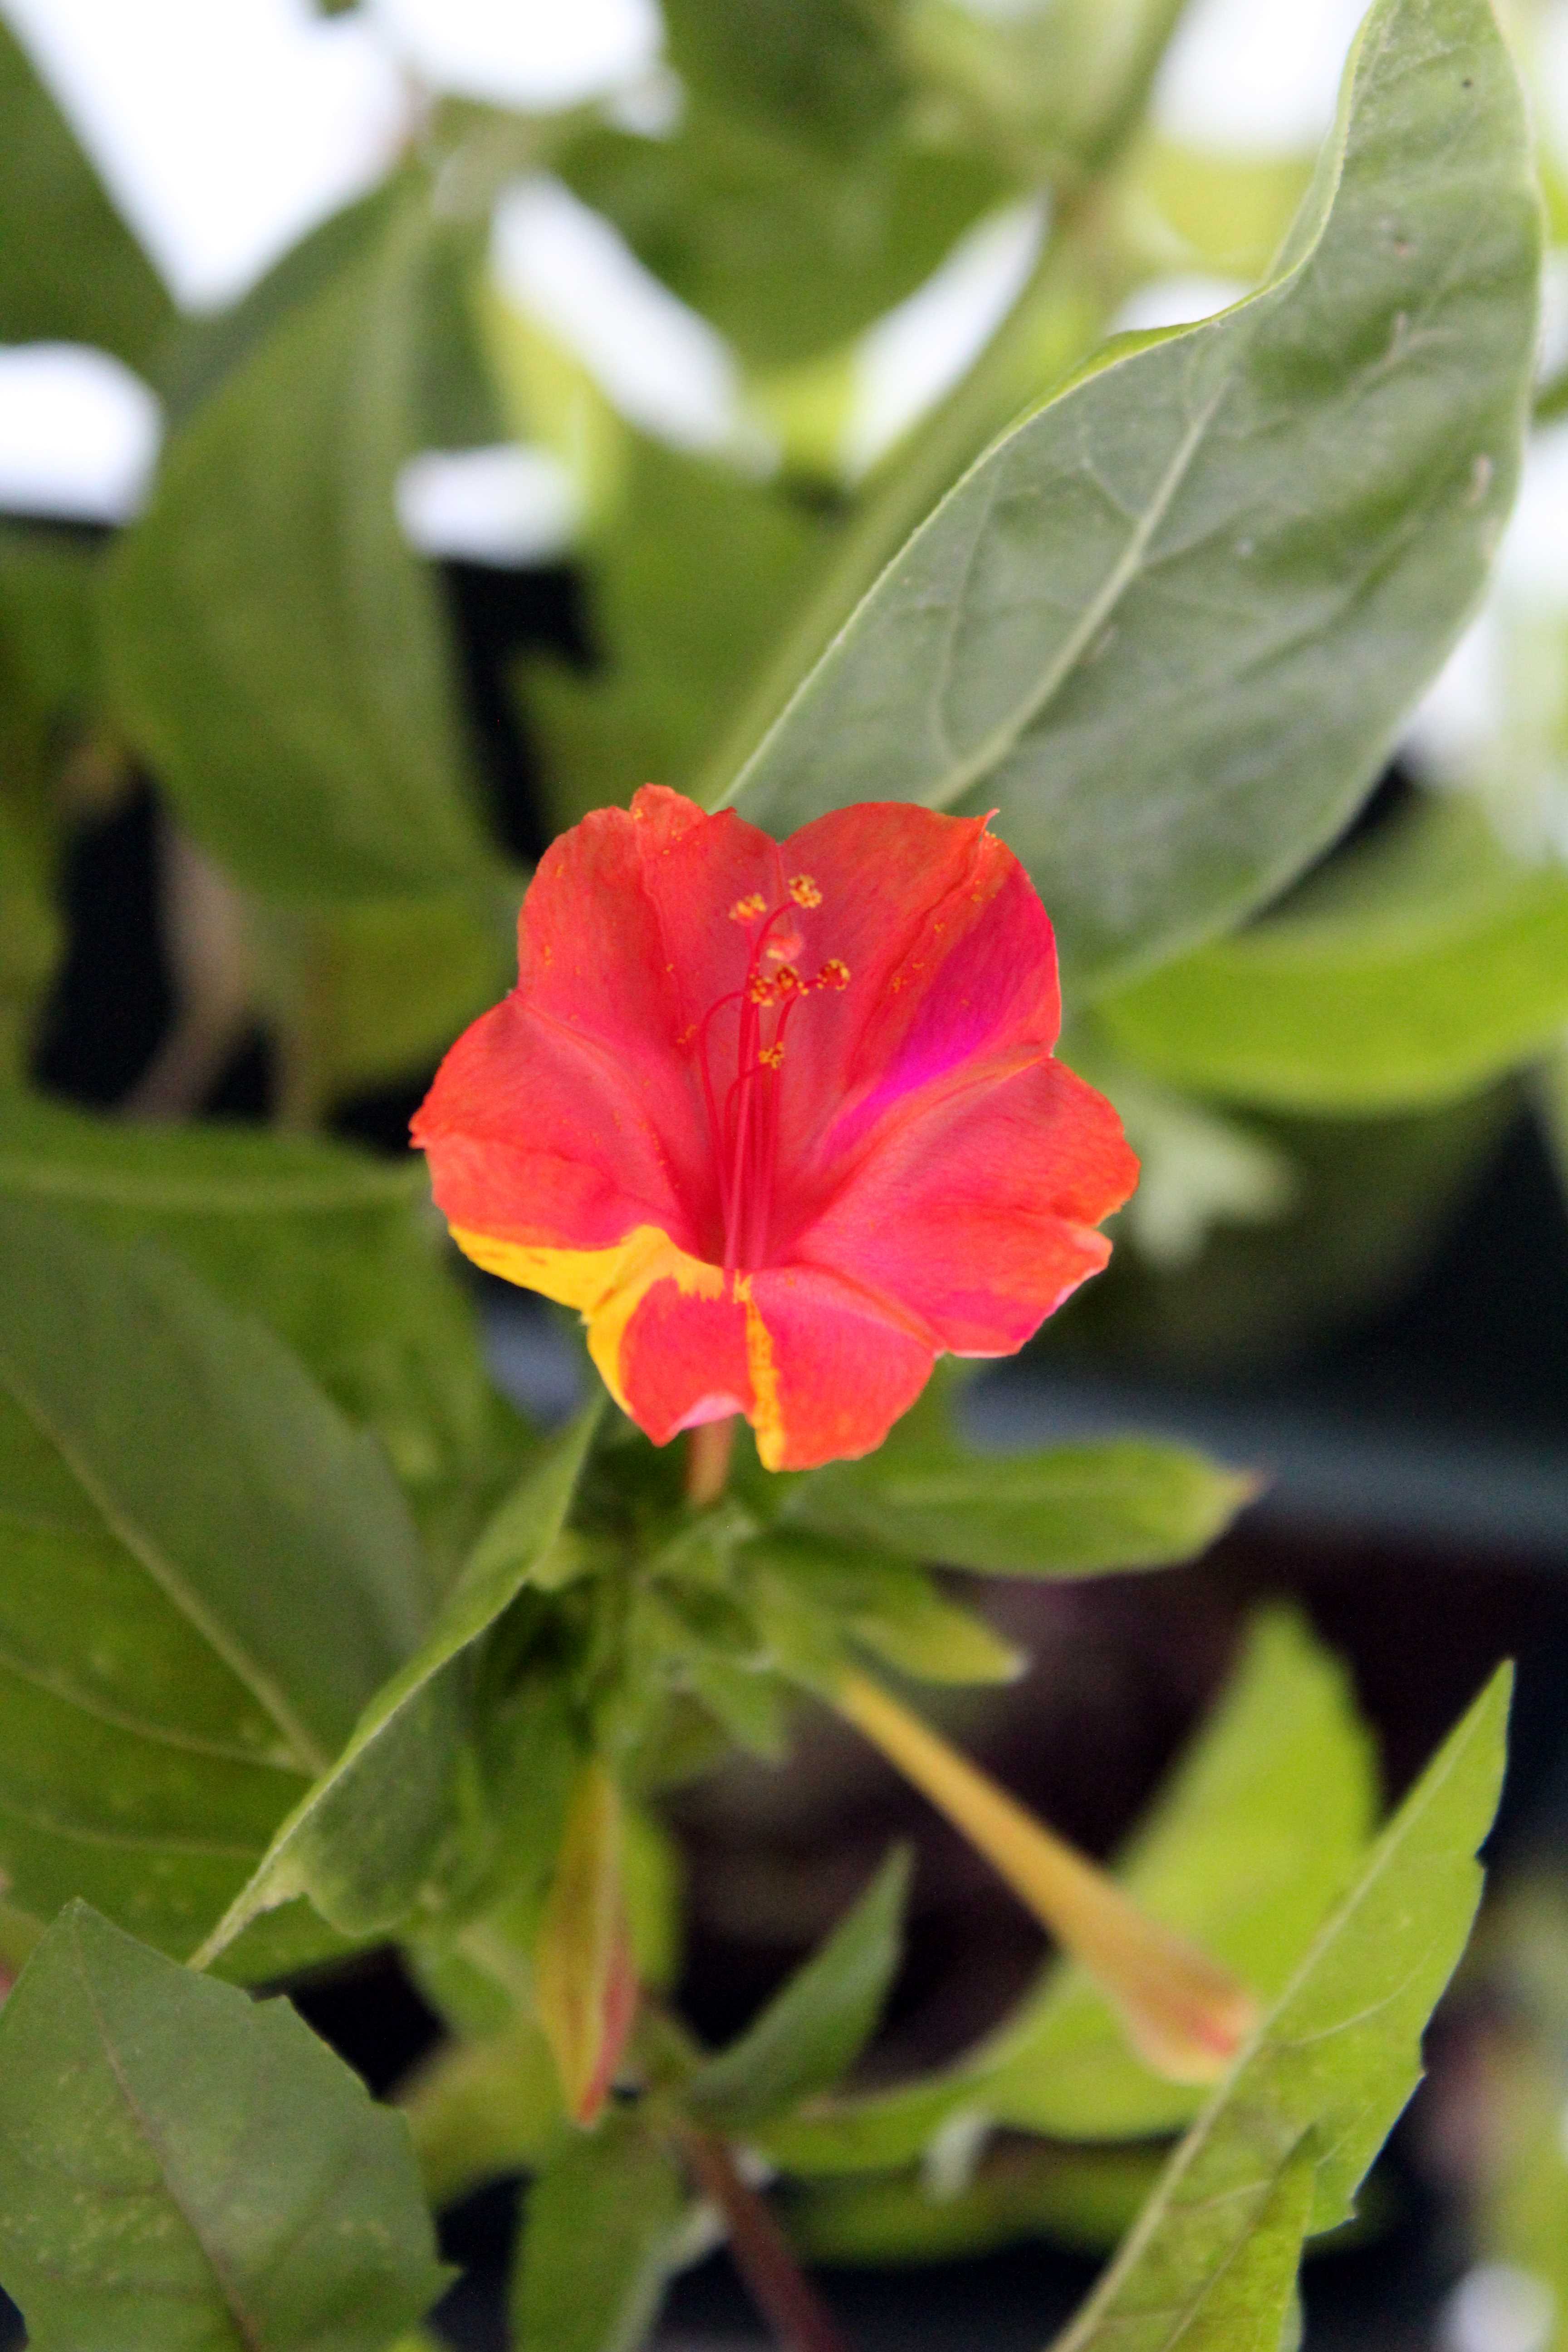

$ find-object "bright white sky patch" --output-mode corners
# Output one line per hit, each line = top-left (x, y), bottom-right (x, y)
(0, 0), (406, 311)
(396, 443), (580, 566)
(0, 344), (159, 522)
(1152, 0), (1368, 155)
(491, 175), (765, 463)
(846, 200), (1045, 479)
(1441, 2264), (1556, 2352)
(369, 0), (660, 113)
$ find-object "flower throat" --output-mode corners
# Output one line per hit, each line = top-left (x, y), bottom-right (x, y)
(690, 873), (850, 1274)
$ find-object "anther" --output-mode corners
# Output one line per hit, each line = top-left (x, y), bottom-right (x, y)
(788, 874), (823, 909)
(816, 958), (851, 991)
(758, 1044), (786, 1070)
(730, 893), (767, 923)
(771, 964), (804, 997)
(746, 975), (777, 1005)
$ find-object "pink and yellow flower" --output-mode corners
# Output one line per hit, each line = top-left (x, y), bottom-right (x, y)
(413, 787), (1136, 1472)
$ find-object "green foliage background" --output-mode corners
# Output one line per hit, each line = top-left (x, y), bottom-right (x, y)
(0, 0), (1560, 2342)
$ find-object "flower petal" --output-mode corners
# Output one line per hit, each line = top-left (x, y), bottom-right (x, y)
(414, 991), (706, 1257)
(790, 1058), (1137, 1354)
(745, 1262), (936, 1470)
(769, 803), (1062, 1200)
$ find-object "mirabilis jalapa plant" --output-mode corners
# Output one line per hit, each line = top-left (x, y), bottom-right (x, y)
(0, 0), (1551, 2344)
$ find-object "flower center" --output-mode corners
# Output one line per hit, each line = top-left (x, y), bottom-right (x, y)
(690, 873), (850, 1273)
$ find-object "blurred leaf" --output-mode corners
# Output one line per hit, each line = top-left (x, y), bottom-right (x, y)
(899, 0), (1187, 170)
(0, 1197), (426, 1960)
(1465, 1879), (1568, 2347)
(0, 527), (104, 1078)
(1063, 1085), (1511, 1372)
(1100, 797), (1568, 1112)
(1047, 1666), (1510, 2349)
(565, 115), (1004, 370)
(763, 1611), (1376, 2171)
(1125, 139), (1315, 281)
(786, 2141), (1165, 2266)
(402, 2015), (564, 2208)
(727, 0), (1540, 994)
(0, 1901), (448, 2350)
(686, 1848), (911, 2130)
(102, 175), (496, 902)
(0, 20), (173, 368)
(742, 1534), (1023, 1684)
(254, 883), (515, 1106)
(194, 1406), (599, 1956)
(662, 0), (904, 157)
(0, 1091), (525, 1582)
(513, 2110), (686, 2352)
(519, 432), (835, 832)
(784, 1434), (1253, 1577)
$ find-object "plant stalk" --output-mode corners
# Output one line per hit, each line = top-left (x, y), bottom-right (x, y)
(686, 1414), (738, 1507)
(676, 2123), (853, 2352)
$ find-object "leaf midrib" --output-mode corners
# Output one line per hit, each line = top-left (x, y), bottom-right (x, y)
(0, 1365), (329, 1778)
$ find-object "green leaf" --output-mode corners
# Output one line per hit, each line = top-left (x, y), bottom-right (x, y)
(192, 1406), (600, 1956)
(101, 176), (495, 902)
(1098, 795), (1568, 1112)
(0, 1091), (526, 1583)
(513, 2110), (686, 2352)
(741, 1533), (1023, 1684)
(899, 0), (1190, 170)
(402, 2016), (564, 2209)
(686, 1847), (911, 2129)
(0, 20), (174, 368)
(564, 113), (1004, 371)
(661, 0), (904, 158)
(518, 432), (836, 833)
(255, 886), (515, 1106)
(725, 0), (1540, 993)
(784, 1435), (1254, 1577)
(761, 1611), (1376, 2171)
(0, 1197), (427, 1960)
(786, 2140), (1166, 2266)
(1048, 1666), (1512, 2352)
(0, 1901), (448, 2351)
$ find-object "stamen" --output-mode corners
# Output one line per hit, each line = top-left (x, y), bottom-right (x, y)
(693, 881), (848, 1274)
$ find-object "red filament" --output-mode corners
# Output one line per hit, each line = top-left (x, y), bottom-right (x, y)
(693, 876), (848, 1273)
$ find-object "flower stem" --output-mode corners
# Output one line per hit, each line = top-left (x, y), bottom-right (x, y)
(676, 2123), (853, 2352)
(686, 1415), (738, 1508)
(835, 1669), (1257, 2083)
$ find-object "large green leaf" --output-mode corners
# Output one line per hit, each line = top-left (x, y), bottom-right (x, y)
(101, 177), (495, 902)
(1098, 794), (1568, 1112)
(193, 1407), (600, 1957)
(0, 1902), (448, 2351)
(725, 0), (1540, 994)
(0, 1093), (523, 1583)
(0, 1198), (427, 1962)
(686, 1847), (911, 2129)
(762, 1611), (1376, 2171)
(1047, 1665), (1510, 2350)
(0, 20), (173, 368)
(513, 2111), (686, 2352)
(783, 1434), (1253, 1577)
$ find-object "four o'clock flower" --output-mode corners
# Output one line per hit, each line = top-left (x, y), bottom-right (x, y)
(414, 786), (1137, 1470)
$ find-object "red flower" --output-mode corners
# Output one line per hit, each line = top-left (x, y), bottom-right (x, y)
(413, 788), (1136, 1471)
